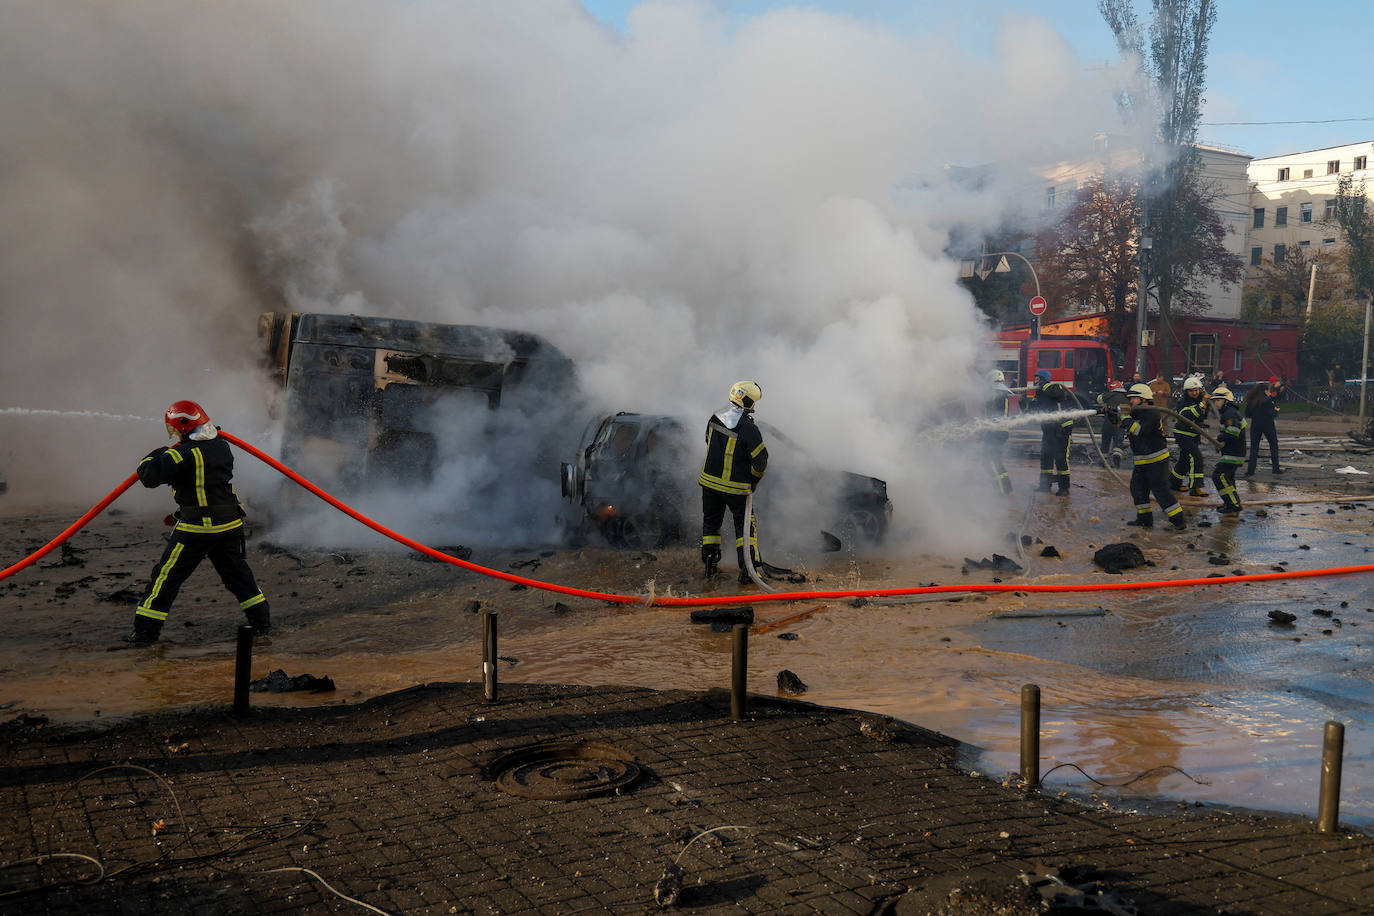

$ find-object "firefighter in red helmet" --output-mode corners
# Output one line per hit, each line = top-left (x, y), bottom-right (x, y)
(123, 400), (271, 644)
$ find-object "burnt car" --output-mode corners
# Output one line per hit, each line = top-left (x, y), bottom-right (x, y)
(560, 412), (892, 551)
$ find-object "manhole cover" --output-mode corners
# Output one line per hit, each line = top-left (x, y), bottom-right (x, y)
(487, 741), (642, 800)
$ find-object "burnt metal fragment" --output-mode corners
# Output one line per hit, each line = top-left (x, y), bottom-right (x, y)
(249, 670), (336, 693)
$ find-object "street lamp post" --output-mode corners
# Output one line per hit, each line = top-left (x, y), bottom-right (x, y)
(981, 250), (1043, 340)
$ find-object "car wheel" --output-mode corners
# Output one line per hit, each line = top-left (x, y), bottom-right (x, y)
(838, 506), (885, 545)
(619, 514), (667, 550)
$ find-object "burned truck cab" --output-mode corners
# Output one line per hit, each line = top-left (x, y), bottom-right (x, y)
(260, 312), (577, 491)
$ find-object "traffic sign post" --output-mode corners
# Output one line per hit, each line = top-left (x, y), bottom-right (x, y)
(1028, 296), (1046, 340)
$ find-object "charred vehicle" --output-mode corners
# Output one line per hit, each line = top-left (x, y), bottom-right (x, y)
(260, 312), (577, 491)
(560, 412), (892, 551)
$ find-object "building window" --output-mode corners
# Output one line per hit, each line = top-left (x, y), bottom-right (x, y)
(1270, 297), (1283, 316)
(1045, 186), (1056, 208)
(1324, 237), (1337, 246)
(1328, 159), (1341, 174)
(1301, 202), (1313, 223)
(1260, 338), (1271, 354)
(1233, 349), (1242, 372)
(1274, 244), (1287, 264)
(1276, 206), (1288, 227)
(1250, 246), (1262, 266)
(1325, 198), (1337, 220)
(1299, 239), (1311, 248)
(1303, 169), (1314, 179)
(1253, 207), (1265, 228)
(1277, 167), (1290, 181)
(1357, 155), (1368, 171)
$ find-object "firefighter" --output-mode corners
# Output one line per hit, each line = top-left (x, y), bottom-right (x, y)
(1111, 384), (1186, 530)
(1096, 380), (1128, 469)
(1210, 386), (1247, 514)
(985, 369), (1013, 494)
(1171, 376), (1210, 496)
(124, 401), (271, 645)
(698, 381), (769, 585)
(1029, 369), (1072, 494)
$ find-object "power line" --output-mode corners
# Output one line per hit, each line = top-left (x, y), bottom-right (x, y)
(1202, 116), (1374, 127)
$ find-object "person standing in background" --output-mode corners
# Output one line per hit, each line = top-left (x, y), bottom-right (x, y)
(1243, 377), (1285, 476)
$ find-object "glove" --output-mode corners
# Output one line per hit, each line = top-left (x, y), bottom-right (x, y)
(1095, 405), (1107, 416)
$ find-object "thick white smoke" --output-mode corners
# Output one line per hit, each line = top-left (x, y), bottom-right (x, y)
(0, 0), (1125, 553)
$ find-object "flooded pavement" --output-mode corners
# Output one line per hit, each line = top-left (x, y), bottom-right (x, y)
(2, 455), (1373, 831)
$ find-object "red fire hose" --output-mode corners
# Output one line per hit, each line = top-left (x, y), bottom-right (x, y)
(2, 431), (1372, 608)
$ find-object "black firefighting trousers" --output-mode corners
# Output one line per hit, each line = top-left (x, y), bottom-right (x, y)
(134, 528), (268, 634)
(701, 487), (761, 571)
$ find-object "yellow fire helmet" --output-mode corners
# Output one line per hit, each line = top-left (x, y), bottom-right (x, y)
(728, 380), (762, 409)
(1210, 386), (1235, 402)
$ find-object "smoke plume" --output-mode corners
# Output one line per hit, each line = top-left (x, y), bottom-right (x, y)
(0, 0), (1124, 553)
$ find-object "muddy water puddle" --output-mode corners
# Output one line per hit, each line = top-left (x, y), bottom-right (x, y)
(3, 478), (1373, 829)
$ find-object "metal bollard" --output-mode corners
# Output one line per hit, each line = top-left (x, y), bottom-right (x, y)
(1020, 684), (1041, 789)
(1318, 720), (1345, 833)
(482, 611), (499, 702)
(730, 624), (748, 720)
(233, 624), (254, 716)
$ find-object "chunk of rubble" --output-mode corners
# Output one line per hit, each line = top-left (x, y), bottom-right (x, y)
(1092, 543), (1146, 574)
(776, 669), (807, 695)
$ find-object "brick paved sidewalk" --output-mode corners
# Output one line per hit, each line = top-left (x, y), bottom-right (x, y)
(2, 683), (1372, 915)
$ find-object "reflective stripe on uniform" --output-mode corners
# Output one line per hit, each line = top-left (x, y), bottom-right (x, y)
(1133, 449), (1170, 465)
(137, 542), (184, 619)
(239, 593), (266, 610)
(192, 447), (208, 507)
(174, 518), (244, 534)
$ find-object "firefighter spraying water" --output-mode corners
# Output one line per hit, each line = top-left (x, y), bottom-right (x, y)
(123, 401), (272, 645)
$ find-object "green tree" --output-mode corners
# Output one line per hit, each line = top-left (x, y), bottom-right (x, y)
(1034, 174), (1140, 352)
(1299, 302), (1363, 384)
(1098, 0), (1242, 381)
(1334, 175), (1374, 298)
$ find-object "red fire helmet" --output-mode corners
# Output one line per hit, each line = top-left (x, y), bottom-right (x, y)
(164, 400), (209, 435)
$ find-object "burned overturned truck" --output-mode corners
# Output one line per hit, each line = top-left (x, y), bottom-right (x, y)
(260, 312), (577, 490)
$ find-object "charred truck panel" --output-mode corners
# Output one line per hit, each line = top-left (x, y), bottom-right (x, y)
(261, 312), (577, 489)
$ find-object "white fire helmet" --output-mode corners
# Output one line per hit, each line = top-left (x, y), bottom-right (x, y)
(1182, 376), (1204, 392)
(728, 380), (762, 410)
(988, 369), (1005, 385)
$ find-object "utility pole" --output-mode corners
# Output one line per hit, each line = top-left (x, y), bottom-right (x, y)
(1360, 292), (1372, 425)
(1134, 158), (1152, 381)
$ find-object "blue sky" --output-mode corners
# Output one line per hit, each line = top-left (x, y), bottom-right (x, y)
(580, 0), (1374, 160)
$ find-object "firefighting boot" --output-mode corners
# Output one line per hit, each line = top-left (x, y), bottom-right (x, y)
(1189, 486), (1208, 498)
(244, 603), (271, 637)
(702, 544), (721, 578)
(122, 620), (161, 645)
(1169, 514), (1188, 530)
(1126, 513), (1154, 528)
(1036, 478), (1053, 493)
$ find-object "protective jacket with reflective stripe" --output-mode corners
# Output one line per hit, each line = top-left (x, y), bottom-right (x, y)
(137, 435), (245, 533)
(1119, 408), (1170, 465)
(698, 411), (768, 495)
(1174, 398), (1208, 440)
(1216, 403), (1248, 461)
